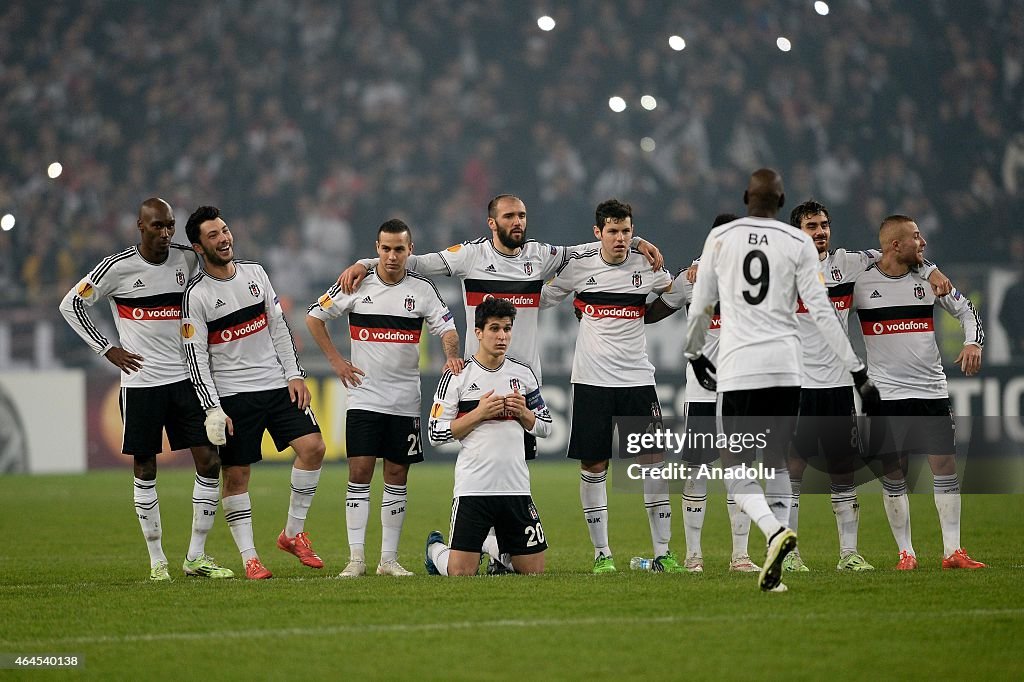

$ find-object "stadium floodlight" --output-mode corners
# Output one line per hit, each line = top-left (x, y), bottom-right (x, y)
(640, 137), (656, 152)
(814, 1), (830, 15)
(608, 96), (627, 113)
(640, 95), (657, 111)
(776, 36), (792, 52)
(668, 35), (686, 51)
(47, 162), (63, 179)
(537, 15), (556, 31)
(1, 214), (14, 231)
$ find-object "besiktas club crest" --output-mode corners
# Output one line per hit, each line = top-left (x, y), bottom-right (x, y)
(405, 295), (416, 312)
(249, 281), (261, 298)
(914, 284), (925, 300)
(632, 271), (642, 288)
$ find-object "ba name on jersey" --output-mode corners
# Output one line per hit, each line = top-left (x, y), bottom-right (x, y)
(182, 261), (305, 408)
(59, 245), (199, 388)
(307, 268), (456, 416)
(428, 357), (551, 497)
(854, 265), (983, 400)
(543, 248), (672, 387)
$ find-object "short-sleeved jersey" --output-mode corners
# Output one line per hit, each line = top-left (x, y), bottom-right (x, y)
(59, 245), (200, 388)
(854, 265), (983, 400)
(359, 239), (610, 384)
(542, 248), (672, 387)
(684, 216), (864, 392)
(307, 268), (456, 416)
(661, 262), (719, 402)
(182, 261), (305, 409)
(428, 356), (552, 496)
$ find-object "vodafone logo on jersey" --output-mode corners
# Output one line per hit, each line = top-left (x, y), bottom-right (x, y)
(709, 315), (721, 329)
(351, 326), (422, 344)
(209, 313), (268, 344)
(468, 292), (540, 307)
(862, 318), (934, 335)
(575, 300), (644, 319)
(117, 303), (182, 321)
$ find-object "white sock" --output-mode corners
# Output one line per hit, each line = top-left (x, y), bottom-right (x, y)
(764, 467), (792, 527)
(727, 494), (752, 558)
(380, 483), (407, 563)
(223, 492), (257, 562)
(428, 540), (450, 576)
(830, 483), (859, 557)
(482, 531), (501, 561)
(881, 477), (914, 555)
(682, 475), (707, 558)
(580, 470), (610, 558)
(788, 477), (802, 535)
(187, 474), (220, 561)
(346, 482), (371, 562)
(725, 470), (782, 541)
(285, 467), (320, 537)
(933, 474), (961, 557)
(134, 477), (166, 566)
(643, 474), (672, 557)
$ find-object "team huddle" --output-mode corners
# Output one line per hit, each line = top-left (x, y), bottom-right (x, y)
(59, 167), (986, 591)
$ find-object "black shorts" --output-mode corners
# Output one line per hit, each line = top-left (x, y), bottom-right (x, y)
(718, 387), (800, 464)
(682, 401), (718, 465)
(119, 379), (209, 456)
(346, 409), (423, 464)
(448, 495), (547, 556)
(567, 383), (662, 461)
(792, 386), (863, 465)
(869, 397), (955, 458)
(218, 387), (321, 466)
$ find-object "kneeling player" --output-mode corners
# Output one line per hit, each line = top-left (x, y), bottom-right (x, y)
(425, 299), (552, 575)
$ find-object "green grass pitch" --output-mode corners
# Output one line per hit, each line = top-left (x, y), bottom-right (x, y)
(1, 461), (1022, 679)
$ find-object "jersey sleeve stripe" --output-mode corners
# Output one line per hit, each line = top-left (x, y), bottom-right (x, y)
(72, 296), (109, 347)
(184, 343), (217, 409)
(89, 248), (135, 284)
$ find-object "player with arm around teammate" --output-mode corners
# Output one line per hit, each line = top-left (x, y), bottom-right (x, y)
(58, 198), (230, 581)
(306, 219), (460, 577)
(424, 298), (553, 576)
(182, 206), (327, 579)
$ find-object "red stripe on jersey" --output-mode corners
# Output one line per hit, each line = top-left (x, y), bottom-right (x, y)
(796, 298), (809, 314)
(464, 291), (541, 307)
(116, 303), (182, 321)
(860, 317), (934, 335)
(573, 298), (645, 319)
(208, 312), (268, 344)
(709, 315), (721, 329)
(830, 294), (853, 311)
(350, 326), (422, 344)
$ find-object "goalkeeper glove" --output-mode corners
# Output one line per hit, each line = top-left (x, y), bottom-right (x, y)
(688, 353), (718, 392)
(852, 367), (881, 415)
(205, 406), (228, 446)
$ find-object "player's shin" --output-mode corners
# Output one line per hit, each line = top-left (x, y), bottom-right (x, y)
(285, 466), (321, 537)
(643, 474), (672, 557)
(223, 492), (257, 562)
(134, 477), (167, 566)
(933, 474), (961, 557)
(346, 482), (371, 561)
(682, 475), (707, 558)
(881, 477), (914, 556)
(380, 483), (407, 562)
(580, 470), (610, 558)
(187, 474), (220, 561)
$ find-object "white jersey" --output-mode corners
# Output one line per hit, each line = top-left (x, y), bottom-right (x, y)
(542, 248), (672, 387)
(684, 216), (864, 392)
(661, 262), (719, 402)
(854, 264), (983, 400)
(359, 238), (611, 384)
(428, 357), (553, 496)
(307, 268), (456, 416)
(59, 245), (200, 388)
(182, 260), (305, 409)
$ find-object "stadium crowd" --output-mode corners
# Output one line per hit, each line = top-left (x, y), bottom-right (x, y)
(2, 0), (1022, 361)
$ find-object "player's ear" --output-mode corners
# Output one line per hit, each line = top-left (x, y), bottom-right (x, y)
(593, 224), (601, 239)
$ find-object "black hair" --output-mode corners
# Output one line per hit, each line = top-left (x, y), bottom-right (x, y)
(789, 200), (830, 229)
(487, 194), (523, 219)
(185, 205), (221, 245)
(474, 298), (516, 330)
(595, 199), (632, 230)
(378, 218), (412, 242)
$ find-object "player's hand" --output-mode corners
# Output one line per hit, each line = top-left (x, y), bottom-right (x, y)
(955, 344), (982, 376)
(928, 269), (953, 297)
(205, 406), (231, 446)
(637, 240), (664, 271)
(332, 358), (366, 388)
(338, 263), (369, 295)
(443, 357), (465, 375)
(852, 368), (881, 415)
(476, 390), (506, 420)
(686, 263), (699, 285)
(504, 389), (527, 418)
(688, 353), (717, 392)
(288, 378), (312, 410)
(105, 346), (144, 373)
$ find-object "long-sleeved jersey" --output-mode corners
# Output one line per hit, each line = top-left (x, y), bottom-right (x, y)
(59, 244), (199, 388)
(542, 248), (672, 387)
(182, 260), (305, 409)
(684, 216), (864, 392)
(854, 264), (983, 400)
(307, 268), (456, 416)
(428, 356), (552, 496)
